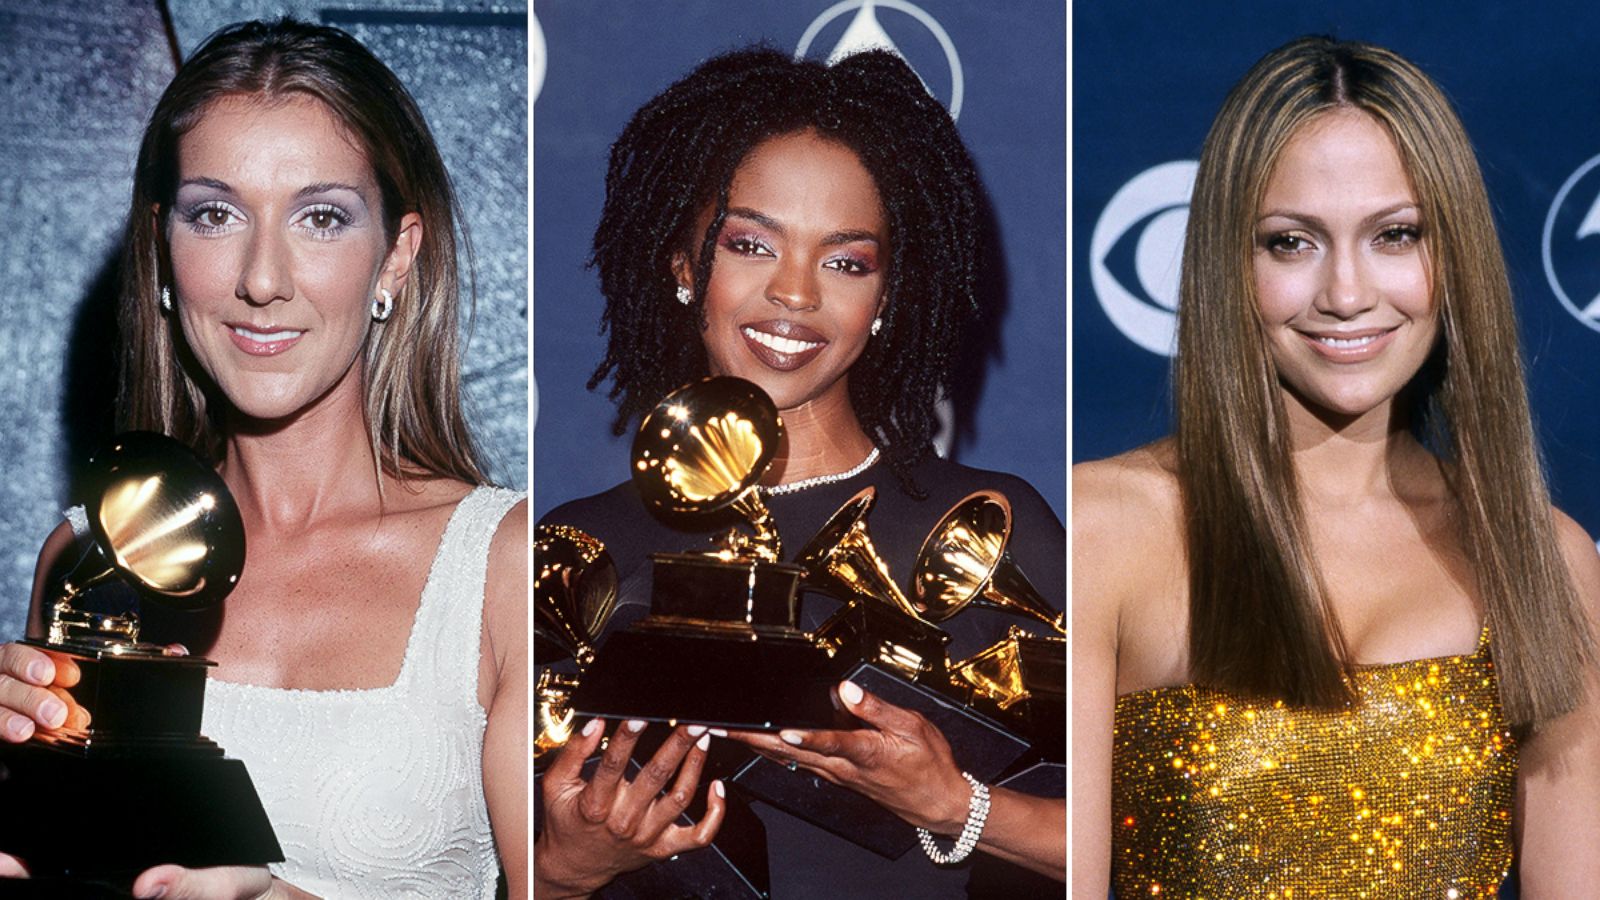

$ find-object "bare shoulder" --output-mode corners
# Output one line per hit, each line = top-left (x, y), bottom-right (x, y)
(1073, 441), (1183, 552)
(1073, 442), (1185, 641)
(484, 496), (529, 666)
(1552, 507), (1600, 609)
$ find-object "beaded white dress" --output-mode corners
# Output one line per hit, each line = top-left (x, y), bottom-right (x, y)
(202, 486), (523, 899)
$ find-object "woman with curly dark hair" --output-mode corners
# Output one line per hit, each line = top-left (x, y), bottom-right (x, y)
(536, 47), (1065, 897)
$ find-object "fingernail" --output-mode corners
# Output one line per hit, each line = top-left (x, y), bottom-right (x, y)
(687, 725), (707, 737)
(626, 719), (647, 733)
(709, 728), (729, 738)
(780, 730), (803, 746)
(134, 885), (166, 899)
(39, 699), (66, 729)
(839, 680), (864, 706)
(25, 658), (51, 684)
(6, 715), (32, 740)
(696, 733), (711, 751)
(714, 780), (725, 798)
(582, 718), (602, 737)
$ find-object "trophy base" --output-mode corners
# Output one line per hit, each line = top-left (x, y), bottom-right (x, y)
(21, 639), (219, 753)
(575, 629), (847, 730)
(729, 661), (1029, 859)
(951, 632), (1065, 763)
(0, 641), (282, 872)
(0, 741), (282, 872)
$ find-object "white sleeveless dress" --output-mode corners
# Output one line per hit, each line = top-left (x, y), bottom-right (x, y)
(202, 486), (523, 899)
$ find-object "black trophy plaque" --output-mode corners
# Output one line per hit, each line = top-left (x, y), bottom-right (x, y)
(729, 660), (1029, 859)
(0, 432), (281, 878)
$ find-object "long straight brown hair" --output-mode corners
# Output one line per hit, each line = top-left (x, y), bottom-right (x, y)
(119, 19), (486, 485)
(1177, 36), (1591, 728)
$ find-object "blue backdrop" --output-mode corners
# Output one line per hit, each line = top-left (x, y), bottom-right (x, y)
(1074, 4), (1600, 550)
(534, 1), (1066, 521)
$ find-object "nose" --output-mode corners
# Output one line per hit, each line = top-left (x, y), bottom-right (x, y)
(236, 223), (293, 306)
(1315, 244), (1376, 319)
(766, 255), (819, 313)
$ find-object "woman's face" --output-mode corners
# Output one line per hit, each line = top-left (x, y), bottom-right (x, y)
(166, 93), (420, 424)
(1252, 108), (1437, 421)
(679, 129), (887, 413)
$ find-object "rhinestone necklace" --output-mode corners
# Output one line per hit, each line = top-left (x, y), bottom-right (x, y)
(763, 447), (881, 496)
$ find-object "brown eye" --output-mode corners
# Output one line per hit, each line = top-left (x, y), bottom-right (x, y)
(206, 209), (230, 227)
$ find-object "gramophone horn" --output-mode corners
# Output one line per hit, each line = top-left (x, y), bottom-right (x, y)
(794, 487), (927, 623)
(630, 376), (785, 560)
(911, 490), (1064, 635)
(50, 432), (246, 646)
(534, 524), (617, 669)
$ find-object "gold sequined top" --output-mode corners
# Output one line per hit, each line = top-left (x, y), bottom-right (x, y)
(1111, 633), (1516, 899)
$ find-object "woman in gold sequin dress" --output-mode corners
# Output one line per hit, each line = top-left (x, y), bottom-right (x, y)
(1073, 37), (1600, 898)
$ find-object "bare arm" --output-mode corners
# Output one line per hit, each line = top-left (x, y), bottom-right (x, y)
(1069, 463), (1122, 897)
(1515, 511), (1600, 894)
(483, 500), (531, 898)
(733, 680), (1065, 879)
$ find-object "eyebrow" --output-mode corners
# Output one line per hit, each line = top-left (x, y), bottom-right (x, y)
(175, 178), (369, 203)
(1256, 202), (1420, 230)
(724, 206), (882, 246)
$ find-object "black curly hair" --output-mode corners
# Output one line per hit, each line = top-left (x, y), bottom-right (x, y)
(587, 47), (984, 496)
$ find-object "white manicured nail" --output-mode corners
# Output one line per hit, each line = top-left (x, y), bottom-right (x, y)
(626, 719), (647, 733)
(687, 725), (707, 737)
(696, 733), (711, 751)
(780, 730), (804, 746)
(839, 680), (863, 705)
(582, 718), (602, 737)
(714, 780), (725, 798)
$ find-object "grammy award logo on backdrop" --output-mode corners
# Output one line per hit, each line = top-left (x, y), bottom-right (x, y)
(796, 0), (964, 121)
(1543, 152), (1600, 335)
(1089, 160), (1196, 357)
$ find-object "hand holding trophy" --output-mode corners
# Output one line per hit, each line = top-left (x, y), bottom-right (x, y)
(0, 433), (280, 882)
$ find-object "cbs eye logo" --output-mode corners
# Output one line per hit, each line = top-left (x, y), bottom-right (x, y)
(1543, 152), (1600, 334)
(1088, 161), (1196, 357)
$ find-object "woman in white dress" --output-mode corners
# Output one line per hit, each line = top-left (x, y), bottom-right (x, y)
(0, 19), (526, 899)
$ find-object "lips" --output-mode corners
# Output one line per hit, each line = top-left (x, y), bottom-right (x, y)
(1298, 325), (1399, 362)
(740, 319), (827, 371)
(227, 323), (306, 356)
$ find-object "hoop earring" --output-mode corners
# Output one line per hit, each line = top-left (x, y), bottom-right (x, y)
(870, 317), (883, 336)
(676, 285), (692, 306)
(372, 288), (394, 322)
(160, 285), (173, 314)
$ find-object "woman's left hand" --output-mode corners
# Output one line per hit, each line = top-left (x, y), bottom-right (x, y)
(131, 866), (307, 900)
(729, 679), (971, 834)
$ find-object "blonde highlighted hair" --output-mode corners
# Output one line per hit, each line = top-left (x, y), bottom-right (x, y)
(1177, 36), (1590, 727)
(118, 18), (486, 485)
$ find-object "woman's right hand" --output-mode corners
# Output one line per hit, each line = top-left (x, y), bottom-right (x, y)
(0, 643), (79, 742)
(534, 718), (726, 899)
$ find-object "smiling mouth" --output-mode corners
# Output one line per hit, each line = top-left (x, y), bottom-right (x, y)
(742, 327), (823, 355)
(740, 321), (827, 372)
(228, 324), (306, 356)
(1299, 326), (1399, 360)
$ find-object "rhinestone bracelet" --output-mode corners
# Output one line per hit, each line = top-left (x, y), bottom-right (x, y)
(917, 772), (990, 865)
